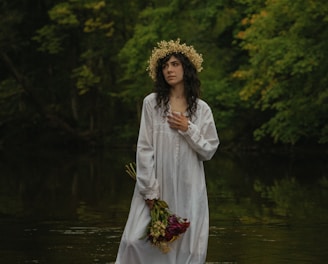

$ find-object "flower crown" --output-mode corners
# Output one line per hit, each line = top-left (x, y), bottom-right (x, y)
(147, 39), (203, 81)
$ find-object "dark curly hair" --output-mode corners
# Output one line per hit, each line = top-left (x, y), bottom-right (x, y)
(154, 53), (201, 119)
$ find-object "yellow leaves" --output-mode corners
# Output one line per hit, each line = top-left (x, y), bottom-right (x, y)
(94, 1), (106, 10)
(84, 18), (114, 36)
(260, 10), (268, 18)
(232, 68), (257, 81)
(232, 70), (247, 79)
(49, 3), (79, 26)
(249, 9), (268, 25)
(48, 1), (113, 36)
(234, 69), (277, 103)
(241, 10), (267, 26)
(241, 17), (249, 26)
(239, 81), (262, 101)
(233, 68), (264, 101)
(84, 18), (102, 32)
(244, 43), (258, 52)
(250, 13), (259, 24)
(85, 1), (106, 11)
(81, 1), (113, 36)
(236, 31), (246, 39)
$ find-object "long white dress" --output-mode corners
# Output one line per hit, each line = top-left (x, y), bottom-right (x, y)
(115, 93), (219, 264)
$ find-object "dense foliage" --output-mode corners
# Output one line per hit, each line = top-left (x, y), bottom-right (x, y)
(1, 0), (327, 149)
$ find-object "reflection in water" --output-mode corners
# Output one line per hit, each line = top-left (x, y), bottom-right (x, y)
(0, 148), (327, 263)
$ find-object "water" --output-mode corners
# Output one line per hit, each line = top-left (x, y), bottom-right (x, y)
(0, 148), (327, 263)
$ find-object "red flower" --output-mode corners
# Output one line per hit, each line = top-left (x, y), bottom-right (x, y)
(144, 200), (190, 253)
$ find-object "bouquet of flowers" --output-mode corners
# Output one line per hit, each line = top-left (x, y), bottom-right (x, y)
(145, 199), (190, 253)
(125, 163), (190, 253)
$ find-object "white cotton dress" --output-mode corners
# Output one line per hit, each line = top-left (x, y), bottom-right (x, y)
(115, 93), (219, 264)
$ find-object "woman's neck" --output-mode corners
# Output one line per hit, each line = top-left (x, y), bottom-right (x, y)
(169, 85), (187, 114)
(170, 85), (185, 99)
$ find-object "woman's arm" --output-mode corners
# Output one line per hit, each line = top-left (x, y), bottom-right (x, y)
(136, 96), (160, 200)
(178, 105), (219, 161)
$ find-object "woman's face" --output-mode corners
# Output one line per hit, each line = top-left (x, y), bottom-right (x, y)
(162, 55), (184, 87)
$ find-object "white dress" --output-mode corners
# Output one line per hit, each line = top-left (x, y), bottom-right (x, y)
(115, 93), (219, 264)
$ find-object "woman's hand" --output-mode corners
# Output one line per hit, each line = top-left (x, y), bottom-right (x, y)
(145, 199), (155, 210)
(167, 112), (189, 132)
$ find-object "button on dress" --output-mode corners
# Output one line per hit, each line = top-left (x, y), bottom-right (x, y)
(115, 93), (219, 264)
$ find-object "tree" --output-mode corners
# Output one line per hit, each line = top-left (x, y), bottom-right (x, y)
(33, 0), (115, 139)
(117, 0), (248, 133)
(234, 0), (328, 144)
(0, 0), (154, 147)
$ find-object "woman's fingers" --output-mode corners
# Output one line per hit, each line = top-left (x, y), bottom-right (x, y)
(167, 114), (188, 131)
(145, 199), (155, 210)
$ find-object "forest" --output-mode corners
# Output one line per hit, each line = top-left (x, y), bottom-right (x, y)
(1, 0), (327, 151)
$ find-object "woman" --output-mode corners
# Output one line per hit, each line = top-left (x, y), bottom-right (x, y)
(115, 39), (219, 264)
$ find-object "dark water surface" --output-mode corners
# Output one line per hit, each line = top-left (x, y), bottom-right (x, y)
(0, 148), (327, 263)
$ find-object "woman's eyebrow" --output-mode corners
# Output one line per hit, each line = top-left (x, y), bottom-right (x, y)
(162, 60), (180, 67)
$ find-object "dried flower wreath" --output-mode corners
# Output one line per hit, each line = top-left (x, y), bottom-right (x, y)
(147, 39), (203, 81)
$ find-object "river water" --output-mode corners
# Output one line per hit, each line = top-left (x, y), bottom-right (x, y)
(0, 148), (327, 263)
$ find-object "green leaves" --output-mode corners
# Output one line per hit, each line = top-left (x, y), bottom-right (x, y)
(1, 0), (327, 147)
(234, 0), (328, 144)
(33, 25), (63, 54)
(49, 2), (79, 26)
(71, 65), (100, 95)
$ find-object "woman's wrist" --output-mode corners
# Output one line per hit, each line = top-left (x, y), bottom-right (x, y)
(145, 199), (155, 210)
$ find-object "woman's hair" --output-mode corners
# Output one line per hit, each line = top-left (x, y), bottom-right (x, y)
(154, 53), (201, 119)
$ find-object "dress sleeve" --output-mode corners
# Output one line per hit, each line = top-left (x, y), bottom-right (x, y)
(178, 105), (219, 161)
(136, 97), (160, 200)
